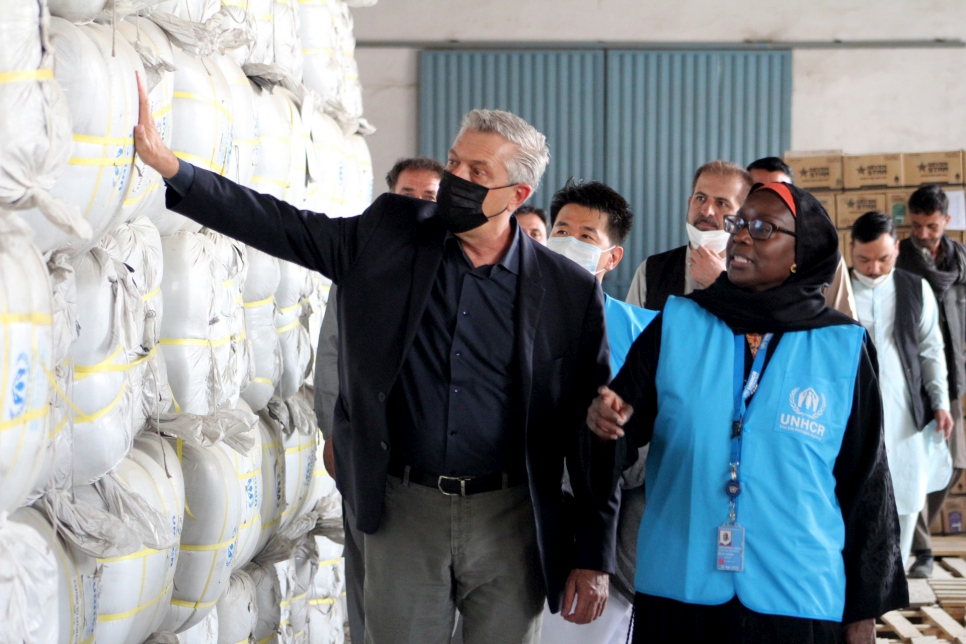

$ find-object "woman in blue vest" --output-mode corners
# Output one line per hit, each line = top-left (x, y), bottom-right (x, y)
(586, 183), (907, 644)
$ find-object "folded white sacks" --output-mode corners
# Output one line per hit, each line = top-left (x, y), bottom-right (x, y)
(25, 252), (79, 503)
(219, 399), (263, 571)
(0, 514), (58, 643)
(117, 18), (176, 223)
(343, 133), (374, 217)
(302, 274), (330, 389)
(275, 557), (299, 642)
(10, 507), (99, 644)
(69, 240), (142, 486)
(23, 19), (141, 254)
(289, 534), (318, 642)
(216, 569), (258, 644)
(113, 216), (172, 430)
(177, 608), (219, 644)
(241, 248), (282, 412)
(263, 396), (318, 530)
(159, 431), (245, 632)
(273, 0), (303, 81)
(299, 0), (341, 103)
(214, 54), (260, 189)
(245, 560), (283, 644)
(0, 0), (81, 245)
(256, 411), (285, 553)
(204, 229), (253, 407)
(0, 216), (54, 513)
(301, 439), (333, 521)
(275, 261), (312, 399)
(306, 109), (349, 216)
(252, 86), (307, 208)
(307, 534), (345, 644)
(159, 230), (232, 415)
(75, 445), (184, 644)
(152, 47), (233, 235)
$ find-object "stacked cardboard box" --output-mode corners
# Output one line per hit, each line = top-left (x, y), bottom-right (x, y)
(783, 151), (966, 264)
(938, 465), (966, 535)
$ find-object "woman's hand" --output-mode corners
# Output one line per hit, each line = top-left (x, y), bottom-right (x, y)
(586, 386), (633, 440)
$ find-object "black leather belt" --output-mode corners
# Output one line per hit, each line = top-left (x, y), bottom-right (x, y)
(388, 463), (526, 496)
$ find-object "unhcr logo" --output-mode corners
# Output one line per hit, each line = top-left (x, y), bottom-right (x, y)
(779, 387), (828, 440)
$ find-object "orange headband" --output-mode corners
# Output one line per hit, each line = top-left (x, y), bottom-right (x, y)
(753, 182), (797, 218)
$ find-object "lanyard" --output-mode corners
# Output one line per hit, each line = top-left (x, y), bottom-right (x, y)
(726, 332), (773, 524)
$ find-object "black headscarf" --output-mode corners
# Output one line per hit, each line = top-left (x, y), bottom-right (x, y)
(688, 182), (857, 334)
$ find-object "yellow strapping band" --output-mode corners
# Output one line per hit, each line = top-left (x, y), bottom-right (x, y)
(74, 346), (157, 380)
(238, 515), (258, 530)
(73, 133), (134, 146)
(69, 156), (134, 167)
(251, 176), (290, 189)
(279, 591), (308, 608)
(170, 597), (220, 610)
(277, 302), (300, 316)
(179, 537), (236, 552)
(98, 547), (161, 563)
(176, 437), (196, 520)
(260, 517), (279, 531)
(123, 181), (160, 208)
(222, 0), (249, 6)
(153, 103), (173, 119)
(73, 345), (124, 377)
(0, 68), (53, 84)
(97, 581), (173, 622)
(259, 135), (291, 145)
(0, 312), (52, 325)
(74, 383), (126, 425)
(0, 407), (48, 434)
(298, 0), (329, 4)
(233, 137), (258, 146)
(257, 635), (273, 644)
(318, 557), (343, 567)
(172, 91), (233, 122)
(276, 319), (300, 334)
(159, 334), (232, 348)
(141, 286), (161, 302)
(223, 279), (234, 289)
(37, 355), (85, 417)
(309, 597), (336, 606)
(173, 150), (225, 176)
(284, 440), (315, 456)
(252, 377), (273, 386)
(80, 634), (95, 644)
(254, 13), (273, 21)
(244, 295), (274, 309)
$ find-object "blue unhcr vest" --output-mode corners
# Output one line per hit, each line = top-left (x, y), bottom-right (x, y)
(634, 296), (864, 621)
(604, 294), (658, 376)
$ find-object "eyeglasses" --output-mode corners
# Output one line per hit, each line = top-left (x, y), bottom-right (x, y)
(723, 215), (797, 241)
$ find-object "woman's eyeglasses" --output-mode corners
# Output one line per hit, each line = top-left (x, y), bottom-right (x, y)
(723, 215), (797, 241)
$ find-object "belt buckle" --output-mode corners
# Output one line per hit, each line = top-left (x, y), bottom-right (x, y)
(437, 475), (470, 496)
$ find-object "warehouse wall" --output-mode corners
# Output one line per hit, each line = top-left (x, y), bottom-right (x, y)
(354, 0), (966, 198)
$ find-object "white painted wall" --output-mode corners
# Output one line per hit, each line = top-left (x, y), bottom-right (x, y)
(353, 1), (966, 191)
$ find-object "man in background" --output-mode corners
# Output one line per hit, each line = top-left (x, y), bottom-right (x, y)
(746, 156), (857, 318)
(315, 156), (444, 642)
(624, 160), (752, 310)
(898, 184), (966, 578)
(514, 205), (549, 245)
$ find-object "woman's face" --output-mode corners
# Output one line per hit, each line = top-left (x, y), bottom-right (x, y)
(726, 191), (797, 293)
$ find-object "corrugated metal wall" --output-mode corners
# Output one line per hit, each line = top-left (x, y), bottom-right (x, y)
(419, 49), (791, 299)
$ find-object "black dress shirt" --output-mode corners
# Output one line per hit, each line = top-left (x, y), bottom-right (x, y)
(390, 221), (524, 477)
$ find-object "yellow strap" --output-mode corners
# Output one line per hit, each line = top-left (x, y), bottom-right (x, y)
(232, 329), (247, 341)
(318, 557), (343, 567)
(79, 634), (95, 644)
(309, 597), (336, 606)
(251, 175), (290, 189)
(252, 377), (274, 386)
(233, 137), (259, 146)
(141, 286), (161, 302)
(259, 135), (291, 145)
(277, 302), (300, 316)
(153, 103), (173, 120)
(298, 0), (329, 4)
(174, 150), (225, 176)
(0, 312), (52, 325)
(171, 392), (182, 414)
(49, 415), (68, 440)
(284, 440), (315, 456)
(68, 156), (134, 167)
(276, 319), (300, 334)
(159, 334), (232, 348)
(238, 468), (259, 481)
(172, 91), (233, 122)
(0, 407), (48, 434)
(238, 515), (258, 530)
(73, 345), (124, 377)
(279, 591), (308, 608)
(254, 13), (273, 21)
(73, 133), (134, 146)
(123, 181), (160, 208)
(222, 0), (249, 5)
(0, 68), (53, 84)
(170, 597), (220, 610)
(177, 437), (196, 520)
(75, 383), (126, 425)
(179, 537), (236, 552)
(74, 346), (157, 380)
(98, 582), (173, 622)
(260, 517), (279, 531)
(98, 547), (161, 563)
(37, 355), (85, 417)
(257, 636), (273, 644)
(244, 296), (274, 309)
(223, 279), (234, 289)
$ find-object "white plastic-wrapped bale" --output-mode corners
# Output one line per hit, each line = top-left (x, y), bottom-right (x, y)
(289, 534), (318, 642)
(244, 560), (282, 644)
(307, 534), (345, 644)
(0, 216), (53, 513)
(168, 0), (223, 22)
(214, 54), (259, 189)
(159, 437), (242, 632)
(116, 18), (176, 224)
(112, 216), (172, 430)
(219, 399), (263, 571)
(331, 1), (363, 123)
(275, 260), (312, 399)
(0, 514), (59, 643)
(69, 240), (141, 486)
(343, 133), (373, 217)
(47, 0), (108, 23)
(272, 0), (303, 81)
(240, 248), (281, 412)
(152, 48), (232, 235)
(306, 109), (348, 216)
(299, 0), (341, 103)
(251, 87), (307, 208)
(215, 569), (258, 644)
(23, 19), (141, 254)
(246, 0), (275, 66)
(301, 439), (333, 521)
(275, 557), (298, 642)
(76, 445), (184, 644)
(177, 607), (219, 644)
(302, 273), (330, 389)
(10, 507), (99, 644)
(159, 230), (231, 416)
(216, 0), (257, 67)
(262, 397), (317, 531)
(0, 0), (82, 246)
(203, 229), (253, 407)
(255, 412), (284, 552)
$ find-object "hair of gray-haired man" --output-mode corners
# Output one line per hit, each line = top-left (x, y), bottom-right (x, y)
(456, 109), (551, 194)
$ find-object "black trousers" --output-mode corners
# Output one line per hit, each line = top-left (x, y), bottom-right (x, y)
(632, 594), (844, 644)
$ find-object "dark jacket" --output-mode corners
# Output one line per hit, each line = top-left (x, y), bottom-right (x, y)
(165, 167), (618, 612)
(644, 245), (688, 311)
(892, 268), (937, 431)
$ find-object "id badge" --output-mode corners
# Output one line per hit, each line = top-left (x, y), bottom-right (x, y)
(716, 524), (745, 572)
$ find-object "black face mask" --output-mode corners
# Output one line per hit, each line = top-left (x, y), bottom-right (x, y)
(435, 171), (516, 234)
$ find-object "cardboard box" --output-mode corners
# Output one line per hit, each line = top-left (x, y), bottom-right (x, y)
(810, 191), (839, 223)
(838, 230), (852, 266)
(886, 189), (915, 226)
(903, 151), (964, 186)
(784, 154), (843, 190)
(834, 191), (888, 228)
(953, 470), (966, 495)
(931, 511), (944, 536)
(843, 154), (904, 189)
(943, 495), (966, 534)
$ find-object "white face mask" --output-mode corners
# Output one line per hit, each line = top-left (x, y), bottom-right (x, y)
(686, 223), (731, 255)
(547, 236), (614, 275)
(853, 269), (892, 289)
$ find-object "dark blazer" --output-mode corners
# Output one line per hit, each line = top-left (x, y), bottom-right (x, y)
(166, 167), (618, 611)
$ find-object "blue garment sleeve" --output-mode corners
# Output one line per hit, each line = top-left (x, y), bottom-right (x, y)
(163, 159), (196, 197)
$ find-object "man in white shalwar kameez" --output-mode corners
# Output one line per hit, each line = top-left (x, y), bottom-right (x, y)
(850, 212), (954, 559)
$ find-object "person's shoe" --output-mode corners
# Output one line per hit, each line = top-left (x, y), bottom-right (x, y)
(908, 551), (935, 578)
